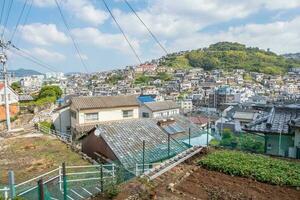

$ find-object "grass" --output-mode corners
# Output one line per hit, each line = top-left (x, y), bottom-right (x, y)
(0, 135), (90, 185)
(198, 150), (300, 187)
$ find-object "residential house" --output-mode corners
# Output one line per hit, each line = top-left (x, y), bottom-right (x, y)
(53, 95), (140, 139)
(140, 100), (180, 118)
(243, 105), (300, 158)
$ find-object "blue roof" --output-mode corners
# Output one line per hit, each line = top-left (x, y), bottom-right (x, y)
(138, 95), (155, 103)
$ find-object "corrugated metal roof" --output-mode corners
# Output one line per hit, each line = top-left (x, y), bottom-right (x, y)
(95, 118), (188, 169)
(70, 95), (139, 110)
(144, 100), (179, 112)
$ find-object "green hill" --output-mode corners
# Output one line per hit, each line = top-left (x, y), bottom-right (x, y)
(160, 42), (300, 75)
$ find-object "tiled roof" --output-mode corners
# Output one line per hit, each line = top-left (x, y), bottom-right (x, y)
(19, 95), (34, 101)
(243, 106), (300, 134)
(144, 100), (179, 112)
(70, 95), (139, 110)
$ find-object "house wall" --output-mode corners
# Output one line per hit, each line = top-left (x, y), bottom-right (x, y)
(0, 103), (19, 121)
(82, 132), (118, 161)
(52, 107), (71, 133)
(153, 109), (180, 118)
(71, 106), (139, 128)
(140, 105), (180, 118)
(265, 134), (294, 157)
(0, 87), (18, 105)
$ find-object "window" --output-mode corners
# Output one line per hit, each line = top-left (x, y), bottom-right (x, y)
(84, 113), (98, 121)
(142, 112), (150, 118)
(123, 110), (133, 118)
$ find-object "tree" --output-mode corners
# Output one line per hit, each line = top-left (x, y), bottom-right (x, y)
(39, 85), (62, 99)
(11, 82), (22, 94)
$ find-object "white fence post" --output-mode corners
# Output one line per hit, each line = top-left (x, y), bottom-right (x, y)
(59, 166), (62, 191)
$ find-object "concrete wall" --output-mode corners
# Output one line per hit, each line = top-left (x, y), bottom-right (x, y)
(53, 107), (71, 133)
(266, 134), (294, 157)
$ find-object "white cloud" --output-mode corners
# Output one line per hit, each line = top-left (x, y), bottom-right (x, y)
(71, 27), (141, 54)
(20, 23), (69, 46)
(27, 48), (66, 61)
(33, 0), (108, 26)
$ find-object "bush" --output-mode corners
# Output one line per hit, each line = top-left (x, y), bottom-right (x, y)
(104, 181), (120, 199)
(199, 150), (300, 186)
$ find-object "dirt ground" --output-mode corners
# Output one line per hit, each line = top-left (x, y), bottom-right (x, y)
(0, 133), (89, 185)
(95, 151), (300, 200)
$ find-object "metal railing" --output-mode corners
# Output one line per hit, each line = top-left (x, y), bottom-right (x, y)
(37, 123), (72, 143)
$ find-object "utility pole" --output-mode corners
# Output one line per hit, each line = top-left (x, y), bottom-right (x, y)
(0, 39), (11, 131)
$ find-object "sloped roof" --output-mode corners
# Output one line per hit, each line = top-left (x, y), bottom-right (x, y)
(243, 106), (300, 134)
(70, 95), (139, 110)
(94, 118), (187, 169)
(144, 100), (179, 112)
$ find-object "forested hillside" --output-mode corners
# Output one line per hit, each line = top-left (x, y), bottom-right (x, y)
(161, 42), (300, 75)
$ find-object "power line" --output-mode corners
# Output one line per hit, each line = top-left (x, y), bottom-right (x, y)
(100, 0), (142, 64)
(54, 0), (89, 73)
(10, 45), (58, 72)
(10, 0), (29, 42)
(1, 0), (14, 39)
(0, 0), (6, 27)
(123, 0), (168, 55)
(15, 0), (33, 46)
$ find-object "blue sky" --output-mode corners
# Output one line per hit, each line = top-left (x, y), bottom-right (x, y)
(3, 0), (300, 73)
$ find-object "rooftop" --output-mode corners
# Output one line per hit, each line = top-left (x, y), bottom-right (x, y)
(243, 106), (300, 134)
(144, 100), (179, 112)
(70, 95), (139, 110)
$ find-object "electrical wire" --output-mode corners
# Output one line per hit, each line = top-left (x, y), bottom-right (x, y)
(0, 0), (6, 27)
(123, 0), (168, 55)
(10, 0), (29, 42)
(100, 0), (142, 64)
(14, 0), (33, 46)
(54, 0), (89, 73)
(10, 45), (58, 72)
(1, 0), (14, 39)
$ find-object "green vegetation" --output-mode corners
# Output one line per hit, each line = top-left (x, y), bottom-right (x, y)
(156, 72), (173, 81)
(162, 55), (191, 69)
(134, 74), (150, 85)
(107, 74), (124, 85)
(161, 42), (300, 75)
(39, 85), (62, 100)
(20, 86), (62, 107)
(198, 150), (300, 186)
(11, 82), (22, 94)
(219, 131), (264, 153)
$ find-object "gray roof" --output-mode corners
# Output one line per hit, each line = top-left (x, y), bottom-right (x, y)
(78, 115), (204, 169)
(243, 106), (300, 134)
(94, 118), (187, 169)
(70, 95), (139, 110)
(144, 100), (179, 112)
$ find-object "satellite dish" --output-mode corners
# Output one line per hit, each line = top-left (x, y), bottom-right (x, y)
(94, 128), (101, 137)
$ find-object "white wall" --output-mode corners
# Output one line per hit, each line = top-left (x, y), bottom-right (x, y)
(0, 87), (18, 105)
(76, 106), (139, 125)
(53, 107), (71, 133)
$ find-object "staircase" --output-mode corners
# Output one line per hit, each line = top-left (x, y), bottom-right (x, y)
(143, 146), (203, 180)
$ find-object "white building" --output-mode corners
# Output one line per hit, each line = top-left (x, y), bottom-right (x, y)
(140, 100), (180, 118)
